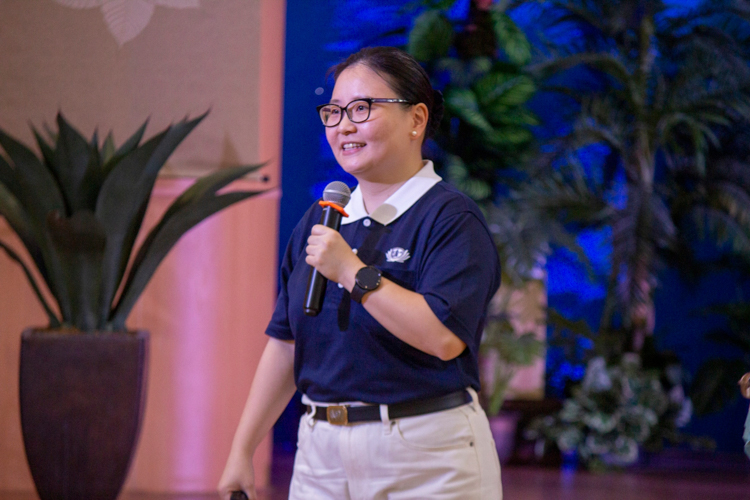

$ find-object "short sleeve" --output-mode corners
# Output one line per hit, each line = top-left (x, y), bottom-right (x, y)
(265, 226), (300, 341)
(418, 211), (501, 352)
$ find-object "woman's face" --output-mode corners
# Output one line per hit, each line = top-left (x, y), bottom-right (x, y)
(325, 64), (417, 182)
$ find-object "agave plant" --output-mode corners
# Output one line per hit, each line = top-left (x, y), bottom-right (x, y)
(0, 112), (265, 332)
(511, 0), (750, 351)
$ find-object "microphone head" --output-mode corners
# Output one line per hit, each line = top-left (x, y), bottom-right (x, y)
(322, 181), (351, 208)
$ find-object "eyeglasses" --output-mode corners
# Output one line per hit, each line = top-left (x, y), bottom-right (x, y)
(316, 98), (414, 127)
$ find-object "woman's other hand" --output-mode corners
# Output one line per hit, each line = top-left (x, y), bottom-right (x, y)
(305, 224), (362, 288)
(218, 338), (296, 500)
(218, 450), (255, 500)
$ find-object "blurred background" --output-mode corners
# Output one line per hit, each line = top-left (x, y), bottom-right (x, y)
(279, 0), (750, 460)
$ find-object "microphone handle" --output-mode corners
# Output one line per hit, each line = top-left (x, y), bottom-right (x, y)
(304, 205), (344, 316)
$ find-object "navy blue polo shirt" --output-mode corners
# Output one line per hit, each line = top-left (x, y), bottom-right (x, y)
(266, 161), (501, 404)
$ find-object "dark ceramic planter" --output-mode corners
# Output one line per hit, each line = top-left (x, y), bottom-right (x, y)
(488, 411), (521, 464)
(19, 329), (149, 500)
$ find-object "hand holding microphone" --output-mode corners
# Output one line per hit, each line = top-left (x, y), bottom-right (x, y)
(304, 181), (352, 316)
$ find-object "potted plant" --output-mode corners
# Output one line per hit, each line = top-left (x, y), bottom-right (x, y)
(525, 351), (696, 471)
(406, 0), (538, 204)
(480, 276), (545, 463)
(481, 310), (545, 416)
(0, 112), (265, 500)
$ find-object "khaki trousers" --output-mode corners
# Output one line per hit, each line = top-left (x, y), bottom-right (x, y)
(289, 388), (502, 500)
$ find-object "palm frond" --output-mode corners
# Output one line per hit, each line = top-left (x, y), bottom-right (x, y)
(689, 206), (750, 257)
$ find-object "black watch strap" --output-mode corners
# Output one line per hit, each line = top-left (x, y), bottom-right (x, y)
(351, 266), (382, 303)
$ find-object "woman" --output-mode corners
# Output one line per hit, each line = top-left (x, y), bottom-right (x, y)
(219, 46), (502, 500)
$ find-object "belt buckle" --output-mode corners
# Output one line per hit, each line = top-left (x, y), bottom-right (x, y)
(326, 405), (349, 425)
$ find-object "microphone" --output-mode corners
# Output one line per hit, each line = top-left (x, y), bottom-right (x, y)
(230, 492), (248, 500)
(304, 181), (351, 316)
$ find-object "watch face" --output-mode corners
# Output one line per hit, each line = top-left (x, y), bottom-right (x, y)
(356, 266), (381, 291)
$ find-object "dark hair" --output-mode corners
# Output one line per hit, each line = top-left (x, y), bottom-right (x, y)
(331, 46), (444, 140)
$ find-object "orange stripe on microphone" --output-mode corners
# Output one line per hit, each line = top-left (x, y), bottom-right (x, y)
(319, 200), (349, 217)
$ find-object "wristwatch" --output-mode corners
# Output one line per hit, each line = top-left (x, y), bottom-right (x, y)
(351, 266), (382, 303)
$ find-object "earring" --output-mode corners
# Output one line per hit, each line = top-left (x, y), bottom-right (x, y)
(410, 130), (417, 137)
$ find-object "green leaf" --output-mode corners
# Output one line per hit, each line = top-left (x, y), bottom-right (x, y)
(0, 238), (60, 327)
(475, 72), (518, 106)
(32, 127), (56, 171)
(0, 178), (41, 268)
(468, 57), (493, 80)
(0, 127), (69, 312)
(54, 113), (103, 213)
(0, 177), (71, 321)
(690, 206), (750, 256)
(95, 113), (207, 328)
(445, 88), (494, 133)
(0, 150), (19, 198)
(491, 11), (531, 65)
(712, 181), (750, 232)
(101, 132), (115, 165)
(490, 76), (537, 108)
(407, 10), (453, 62)
(475, 75), (512, 109)
(0, 126), (66, 226)
(47, 210), (106, 332)
(444, 154), (492, 201)
(488, 107), (539, 126)
(486, 127), (534, 147)
(160, 162), (266, 221)
(112, 120), (147, 162)
(100, 120), (148, 181)
(110, 163), (265, 329)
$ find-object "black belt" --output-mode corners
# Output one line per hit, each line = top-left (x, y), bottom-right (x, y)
(307, 389), (472, 426)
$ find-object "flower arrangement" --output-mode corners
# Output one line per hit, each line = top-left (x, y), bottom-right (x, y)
(526, 354), (694, 470)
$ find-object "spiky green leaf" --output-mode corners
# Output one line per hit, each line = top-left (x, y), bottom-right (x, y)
(95, 113), (207, 327)
(111, 164), (264, 329)
(0, 127), (66, 225)
(47, 210), (106, 332)
(54, 114), (105, 213)
(0, 239), (60, 326)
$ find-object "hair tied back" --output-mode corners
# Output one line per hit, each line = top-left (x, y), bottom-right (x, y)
(432, 89), (444, 106)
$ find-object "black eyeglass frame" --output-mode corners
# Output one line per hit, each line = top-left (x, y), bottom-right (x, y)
(316, 98), (415, 127)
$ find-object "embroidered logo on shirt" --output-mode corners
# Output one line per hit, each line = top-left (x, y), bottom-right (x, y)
(385, 247), (411, 263)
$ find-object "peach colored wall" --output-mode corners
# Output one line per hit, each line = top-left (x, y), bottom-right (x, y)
(126, 182), (280, 492)
(0, 0), (285, 494)
(0, 0), (281, 181)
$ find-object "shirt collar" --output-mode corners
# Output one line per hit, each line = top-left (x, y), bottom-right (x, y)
(342, 160), (442, 226)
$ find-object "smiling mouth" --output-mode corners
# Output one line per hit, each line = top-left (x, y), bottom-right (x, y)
(342, 142), (365, 151)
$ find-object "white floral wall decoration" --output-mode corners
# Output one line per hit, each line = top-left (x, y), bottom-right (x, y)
(53, 0), (200, 47)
